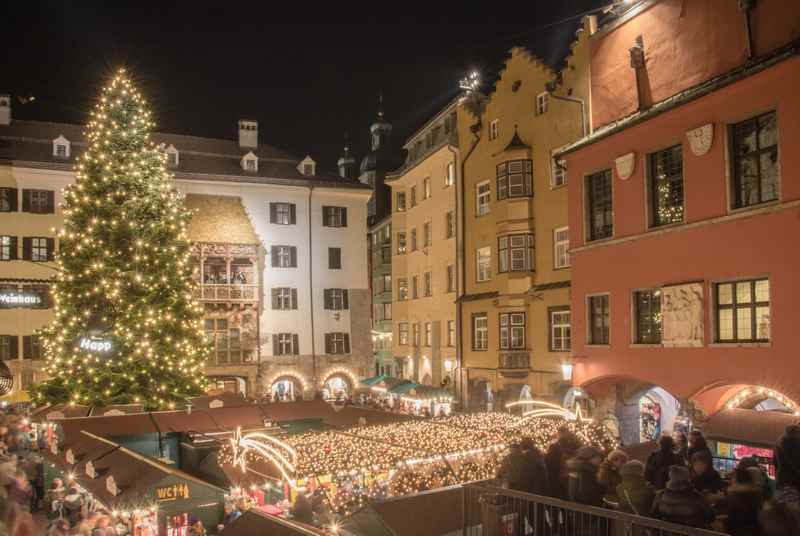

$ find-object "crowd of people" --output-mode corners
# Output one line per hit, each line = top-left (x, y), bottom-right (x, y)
(497, 426), (800, 535)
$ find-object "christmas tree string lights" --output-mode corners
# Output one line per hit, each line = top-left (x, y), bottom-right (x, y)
(32, 68), (209, 410)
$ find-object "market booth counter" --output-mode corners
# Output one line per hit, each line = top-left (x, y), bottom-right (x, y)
(48, 431), (225, 536)
(701, 408), (799, 477)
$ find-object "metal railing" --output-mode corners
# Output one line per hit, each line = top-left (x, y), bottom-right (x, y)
(461, 481), (726, 536)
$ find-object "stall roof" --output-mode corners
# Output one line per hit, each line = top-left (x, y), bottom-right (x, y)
(701, 409), (799, 446)
(372, 485), (464, 536)
(220, 508), (326, 535)
(359, 374), (389, 387)
(68, 432), (225, 510)
(389, 381), (421, 395)
(404, 385), (452, 400)
(189, 393), (251, 410)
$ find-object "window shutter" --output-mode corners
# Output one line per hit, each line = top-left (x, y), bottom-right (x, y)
(271, 289), (279, 310)
(8, 189), (18, 212)
(291, 288), (298, 309)
(269, 203), (277, 224)
(21, 190), (30, 212)
(47, 191), (55, 213)
(341, 208), (347, 227)
(343, 290), (349, 310)
(23, 336), (31, 359)
(344, 333), (350, 354)
(47, 238), (55, 260)
(292, 334), (299, 355)
(324, 289), (332, 310)
(289, 204), (296, 224)
(322, 206), (329, 227)
(9, 336), (18, 359)
(270, 246), (278, 267)
(324, 334), (332, 354)
(22, 238), (32, 261)
(290, 247), (297, 267)
(272, 334), (279, 356)
(9, 237), (17, 260)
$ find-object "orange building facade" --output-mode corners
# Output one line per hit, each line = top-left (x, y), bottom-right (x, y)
(559, 0), (800, 444)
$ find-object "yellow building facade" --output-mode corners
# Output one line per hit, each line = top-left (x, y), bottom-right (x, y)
(388, 100), (460, 387)
(457, 22), (592, 409)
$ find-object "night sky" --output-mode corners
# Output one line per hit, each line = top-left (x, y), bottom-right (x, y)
(2, 2), (607, 172)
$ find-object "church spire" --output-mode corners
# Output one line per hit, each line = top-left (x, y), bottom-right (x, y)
(337, 130), (356, 180)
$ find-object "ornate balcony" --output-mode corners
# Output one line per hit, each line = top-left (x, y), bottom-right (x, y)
(191, 242), (259, 304)
(498, 351), (530, 378)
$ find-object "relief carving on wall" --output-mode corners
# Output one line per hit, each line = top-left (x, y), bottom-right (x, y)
(615, 152), (636, 180)
(686, 123), (714, 156)
(661, 282), (704, 347)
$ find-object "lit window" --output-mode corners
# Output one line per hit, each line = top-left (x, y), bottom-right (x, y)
(445, 162), (455, 187)
(424, 322), (432, 346)
(550, 309), (571, 351)
(397, 278), (408, 301)
(270, 202), (294, 225)
(31, 237), (50, 262)
(303, 163), (314, 176)
(634, 289), (662, 344)
(398, 322), (409, 345)
(715, 279), (770, 342)
(423, 177), (431, 200)
(476, 181), (490, 217)
(498, 234), (534, 273)
(327, 332), (349, 354)
(447, 320), (456, 347)
(0, 236), (15, 261)
(396, 232), (406, 255)
(272, 287), (296, 310)
(476, 246), (491, 282)
(271, 246), (296, 268)
(244, 158), (257, 172)
(554, 227), (570, 269)
(275, 333), (298, 356)
(649, 145), (684, 226)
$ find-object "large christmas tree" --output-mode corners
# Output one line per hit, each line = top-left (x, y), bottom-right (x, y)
(32, 69), (209, 410)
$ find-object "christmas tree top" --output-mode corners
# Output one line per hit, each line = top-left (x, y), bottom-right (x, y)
(32, 69), (209, 410)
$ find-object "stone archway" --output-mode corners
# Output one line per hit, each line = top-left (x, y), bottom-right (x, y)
(321, 372), (354, 400)
(269, 375), (304, 402)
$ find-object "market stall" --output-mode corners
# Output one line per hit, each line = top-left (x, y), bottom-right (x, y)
(701, 407), (798, 478)
(46, 431), (226, 535)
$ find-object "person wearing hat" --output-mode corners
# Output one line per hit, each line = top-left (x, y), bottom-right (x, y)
(567, 446), (604, 507)
(715, 466), (763, 536)
(651, 465), (714, 528)
(616, 460), (655, 517)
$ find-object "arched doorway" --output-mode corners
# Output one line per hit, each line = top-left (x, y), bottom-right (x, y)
(322, 374), (352, 401)
(635, 386), (680, 443)
(270, 375), (303, 402)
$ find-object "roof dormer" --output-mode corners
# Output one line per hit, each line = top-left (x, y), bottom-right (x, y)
(241, 151), (258, 173)
(165, 144), (179, 167)
(53, 135), (71, 159)
(298, 155), (316, 177)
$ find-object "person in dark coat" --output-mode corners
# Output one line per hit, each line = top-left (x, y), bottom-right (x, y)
(673, 431), (689, 462)
(737, 456), (773, 501)
(567, 446), (604, 507)
(616, 460), (655, 517)
(687, 430), (713, 462)
(690, 451), (726, 499)
(716, 466), (763, 536)
(645, 435), (685, 490)
(545, 427), (581, 499)
(760, 425), (800, 536)
(520, 438), (550, 496)
(651, 465), (715, 528)
(598, 449), (628, 507)
(497, 443), (530, 492)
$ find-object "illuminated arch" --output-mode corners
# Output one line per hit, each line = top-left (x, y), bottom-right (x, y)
(265, 372), (309, 393)
(724, 386), (800, 416)
(319, 367), (358, 389)
(229, 426), (298, 486)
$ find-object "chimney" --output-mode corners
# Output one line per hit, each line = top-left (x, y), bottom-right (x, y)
(0, 95), (10, 126)
(238, 119), (258, 149)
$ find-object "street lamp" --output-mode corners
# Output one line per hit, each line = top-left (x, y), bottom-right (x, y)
(561, 362), (574, 382)
(443, 360), (454, 373)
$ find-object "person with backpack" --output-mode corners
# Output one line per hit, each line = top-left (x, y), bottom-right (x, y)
(645, 435), (685, 490)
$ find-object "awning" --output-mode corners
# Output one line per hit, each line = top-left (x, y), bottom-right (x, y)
(402, 385), (452, 401)
(388, 381), (421, 395)
(360, 374), (389, 387)
(701, 408), (800, 446)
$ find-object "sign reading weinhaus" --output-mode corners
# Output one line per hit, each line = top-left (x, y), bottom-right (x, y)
(0, 288), (48, 309)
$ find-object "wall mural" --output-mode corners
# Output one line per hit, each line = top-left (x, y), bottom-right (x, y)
(661, 282), (704, 347)
(639, 395), (662, 443)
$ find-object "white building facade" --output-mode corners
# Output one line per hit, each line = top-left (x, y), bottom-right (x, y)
(0, 98), (371, 400)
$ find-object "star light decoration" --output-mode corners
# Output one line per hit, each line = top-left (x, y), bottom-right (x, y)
(31, 68), (210, 410)
(229, 426), (298, 484)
